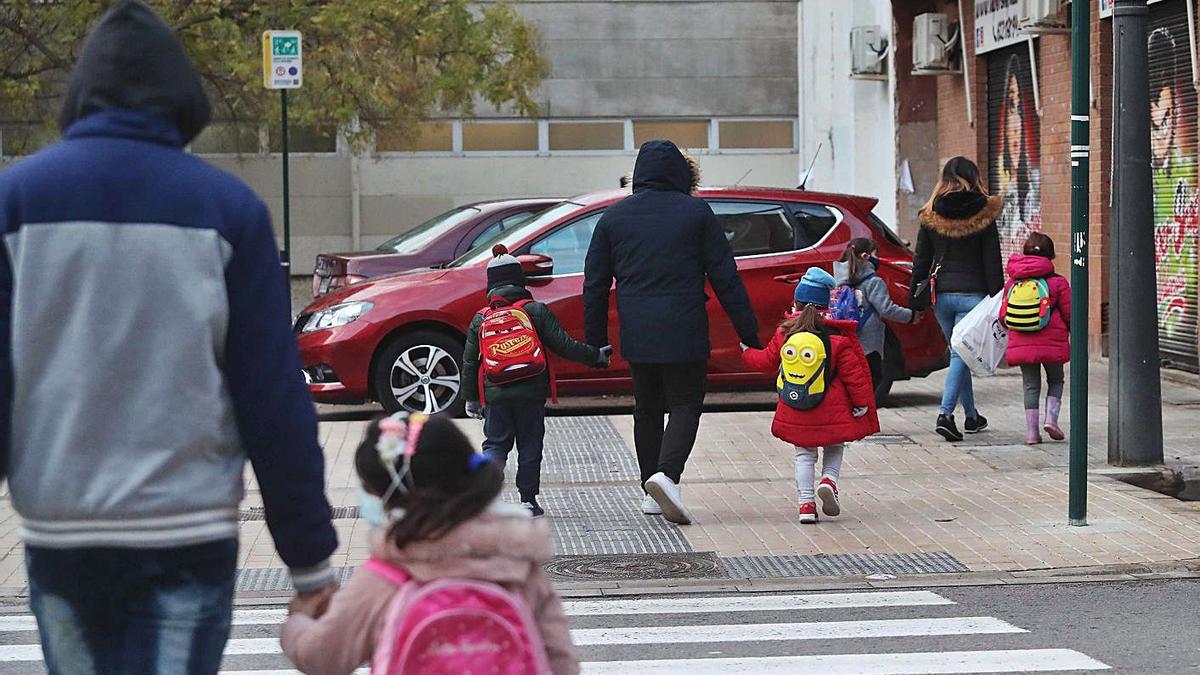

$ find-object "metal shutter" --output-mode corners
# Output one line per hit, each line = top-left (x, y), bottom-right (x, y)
(988, 44), (1043, 268)
(1148, 0), (1199, 371)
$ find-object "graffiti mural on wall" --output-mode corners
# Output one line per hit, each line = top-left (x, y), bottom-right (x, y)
(988, 47), (1042, 264)
(1147, 8), (1199, 367)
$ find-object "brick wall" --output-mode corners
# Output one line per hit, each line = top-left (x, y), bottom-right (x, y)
(934, 0), (990, 172)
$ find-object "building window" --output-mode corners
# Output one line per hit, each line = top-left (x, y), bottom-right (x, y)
(376, 122), (453, 152)
(190, 123), (260, 154)
(548, 122), (625, 151)
(269, 125), (337, 153)
(462, 122), (538, 152)
(719, 120), (794, 149)
(1, 125), (58, 157)
(633, 120), (709, 149)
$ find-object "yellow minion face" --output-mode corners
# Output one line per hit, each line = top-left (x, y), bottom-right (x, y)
(776, 332), (827, 396)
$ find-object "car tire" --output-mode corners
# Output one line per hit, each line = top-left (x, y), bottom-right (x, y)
(874, 330), (904, 408)
(373, 331), (466, 417)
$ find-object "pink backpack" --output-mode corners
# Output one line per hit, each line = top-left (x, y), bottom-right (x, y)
(363, 558), (552, 675)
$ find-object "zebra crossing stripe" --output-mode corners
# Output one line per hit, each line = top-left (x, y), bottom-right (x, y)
(580, 649), (1109, 674)
(0, 590), (954, 633)
(570, 616), (1024, 646)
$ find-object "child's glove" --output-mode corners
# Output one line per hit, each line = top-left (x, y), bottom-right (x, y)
(595, 345), (613, 368)
(465, 401), (484, 419)
(851, 406), (868, 418)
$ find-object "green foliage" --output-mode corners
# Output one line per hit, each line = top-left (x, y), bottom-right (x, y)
(0, 0), (547, 147)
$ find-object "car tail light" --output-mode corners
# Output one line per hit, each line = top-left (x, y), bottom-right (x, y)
(313, 274), (368, 297)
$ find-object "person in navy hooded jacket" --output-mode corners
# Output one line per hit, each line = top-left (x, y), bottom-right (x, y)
(583, 141), (761, 525)
(0, 2), (337, 672)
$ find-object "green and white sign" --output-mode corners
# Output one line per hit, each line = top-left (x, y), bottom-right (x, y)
(262, 30), (303, 89)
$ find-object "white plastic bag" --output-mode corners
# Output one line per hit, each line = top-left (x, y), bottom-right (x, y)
(950, 293), (1008, 377)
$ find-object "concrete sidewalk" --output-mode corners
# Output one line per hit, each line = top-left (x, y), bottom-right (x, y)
(0, 361), (1197, 596)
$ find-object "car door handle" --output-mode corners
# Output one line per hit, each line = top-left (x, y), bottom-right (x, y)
(773, 273), (803, 284)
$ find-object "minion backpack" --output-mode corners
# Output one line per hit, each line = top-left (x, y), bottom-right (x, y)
(777, 330), (834, 410)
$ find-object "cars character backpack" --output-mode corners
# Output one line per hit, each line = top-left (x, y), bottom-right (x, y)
(777, 330), (833, 410)
(477, 298), (551, 403)
(1004, 278), (1052, 332)
(363, 559), (552, 675)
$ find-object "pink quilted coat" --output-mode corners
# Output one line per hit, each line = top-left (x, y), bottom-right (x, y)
(998, 254), (1071, 366)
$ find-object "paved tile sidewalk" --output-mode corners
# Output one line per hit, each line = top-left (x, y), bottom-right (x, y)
(0, 361), (1197, 594)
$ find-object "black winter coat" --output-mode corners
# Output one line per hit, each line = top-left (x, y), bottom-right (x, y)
(911, 191), (1005, 298)
(582, 141), (760, 363)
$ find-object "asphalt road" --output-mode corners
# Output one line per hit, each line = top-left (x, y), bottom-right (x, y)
(0, 578), (1193, 673)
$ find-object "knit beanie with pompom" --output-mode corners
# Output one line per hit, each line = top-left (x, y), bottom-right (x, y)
(486, 244), (525, 291)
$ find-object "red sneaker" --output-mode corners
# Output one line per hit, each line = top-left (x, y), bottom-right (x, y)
(799, 501), (819, 524)
(817, 477), (841, 517)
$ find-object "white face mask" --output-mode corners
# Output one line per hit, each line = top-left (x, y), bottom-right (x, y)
(355, 483), (388, 527)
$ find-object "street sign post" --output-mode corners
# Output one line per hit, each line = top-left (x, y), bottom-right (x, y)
(263, 31), (302, 279)
(1068, 0), (1089, 526)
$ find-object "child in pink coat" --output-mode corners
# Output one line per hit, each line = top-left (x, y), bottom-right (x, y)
(999, 232), (1071, 444)
(281, 414), (579, 675)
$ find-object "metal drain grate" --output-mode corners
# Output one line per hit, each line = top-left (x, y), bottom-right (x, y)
(868, 434), (915, 444)
(544, 553), (723, 581)
(240, 506), (359, 521)
(236, 566), (357, 592)
(721, 552), (969, 578)
(502, 486), (693, 555)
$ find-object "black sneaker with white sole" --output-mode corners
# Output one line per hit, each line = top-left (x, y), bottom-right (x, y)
(936, 414), (964, 442)
(964, 414), (988, 434)
(521, 499), (545, 518)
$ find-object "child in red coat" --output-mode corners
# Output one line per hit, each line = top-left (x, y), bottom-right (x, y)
(999, 233), (1071, 444)
(742, 267), (880, 523)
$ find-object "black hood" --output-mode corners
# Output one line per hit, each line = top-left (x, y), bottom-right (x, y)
(59, 0), (211, 144)
(632, 140), (695, 194)
(933, 190), (990, 219)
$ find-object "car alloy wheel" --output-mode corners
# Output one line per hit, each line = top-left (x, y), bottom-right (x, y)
(373, 330), (465, 415)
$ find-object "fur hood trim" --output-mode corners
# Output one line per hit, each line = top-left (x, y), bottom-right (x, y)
(918, 194), (1003, 238)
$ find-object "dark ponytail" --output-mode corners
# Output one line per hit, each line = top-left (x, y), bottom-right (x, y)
(839, 237), (878, 280)
(355, 414), (503, 548)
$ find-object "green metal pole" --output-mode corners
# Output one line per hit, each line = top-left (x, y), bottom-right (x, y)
(1068, 0), (1090, 526)
(281, 88), (291, 278)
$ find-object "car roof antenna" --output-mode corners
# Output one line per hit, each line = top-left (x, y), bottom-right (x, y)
(797, 142), (823, 190)
(733, 169), (753, 186)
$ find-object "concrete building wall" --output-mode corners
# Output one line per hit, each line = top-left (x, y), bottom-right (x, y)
(797, 0), (898, 230)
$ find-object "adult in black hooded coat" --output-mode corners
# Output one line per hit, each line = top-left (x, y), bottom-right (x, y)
(910, 156), (1004, 443)
(583, 140), (760, 525)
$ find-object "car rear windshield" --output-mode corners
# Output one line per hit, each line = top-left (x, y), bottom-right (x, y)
(449, 202), (584, 267)
(375, 206), (482, 254)
(869, 211), (908, 250)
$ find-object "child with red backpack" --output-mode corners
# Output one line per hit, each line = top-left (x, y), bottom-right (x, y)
(998, 232), (1071, 444)
(742, 268), (880, 523)
(282, 413), (579, 675)
(462, 245), (612, 517)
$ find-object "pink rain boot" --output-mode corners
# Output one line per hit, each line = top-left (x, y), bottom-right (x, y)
(1025, 410), (1042, 445)
(1044, 397), (1065, 441)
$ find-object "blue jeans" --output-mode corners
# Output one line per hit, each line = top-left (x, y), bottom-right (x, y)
(27, 539), (237, 675)
(483, 399), (546, 500)
(934, 292), (986, 417)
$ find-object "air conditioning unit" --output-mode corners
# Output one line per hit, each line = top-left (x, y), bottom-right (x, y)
(1021, 0), (1069, 33)
(850, 25), (888, 79)
(912, 13), (960, 76)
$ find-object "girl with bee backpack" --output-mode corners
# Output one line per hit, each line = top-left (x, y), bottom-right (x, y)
(999, 232), (1071, 444)
(741, 268), (879, 524)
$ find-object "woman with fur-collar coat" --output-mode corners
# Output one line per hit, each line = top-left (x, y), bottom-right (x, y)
(910, 156), (1004, 443)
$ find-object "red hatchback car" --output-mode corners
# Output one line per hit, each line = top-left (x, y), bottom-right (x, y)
(296, 187), (949, 415)
(311, 198), (560, 297)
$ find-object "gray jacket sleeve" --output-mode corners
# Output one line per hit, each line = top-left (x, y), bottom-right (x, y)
(862, 276), (914, 323)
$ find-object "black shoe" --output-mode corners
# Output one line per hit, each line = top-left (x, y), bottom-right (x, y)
(964, 414), (988, 434)
(521, 498), (545, 518)
(936, 414), (964, 442)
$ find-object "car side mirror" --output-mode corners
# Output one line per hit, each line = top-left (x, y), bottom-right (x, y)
(518, 254), (553, 277)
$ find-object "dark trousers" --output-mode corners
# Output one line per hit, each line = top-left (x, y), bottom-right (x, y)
(866, 351), (882, 390)
(482, 399), (546, 500)
(27, 539), (237, 675)
(630, 361), (707, 486)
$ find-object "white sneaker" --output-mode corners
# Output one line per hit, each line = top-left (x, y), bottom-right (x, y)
(644, 472), (693, 525)
(641, 494), (663, 515)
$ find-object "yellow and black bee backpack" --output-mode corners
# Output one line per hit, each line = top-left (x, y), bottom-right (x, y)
(1004, 278), (1052, 332)
(777, 330), (834, 410)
